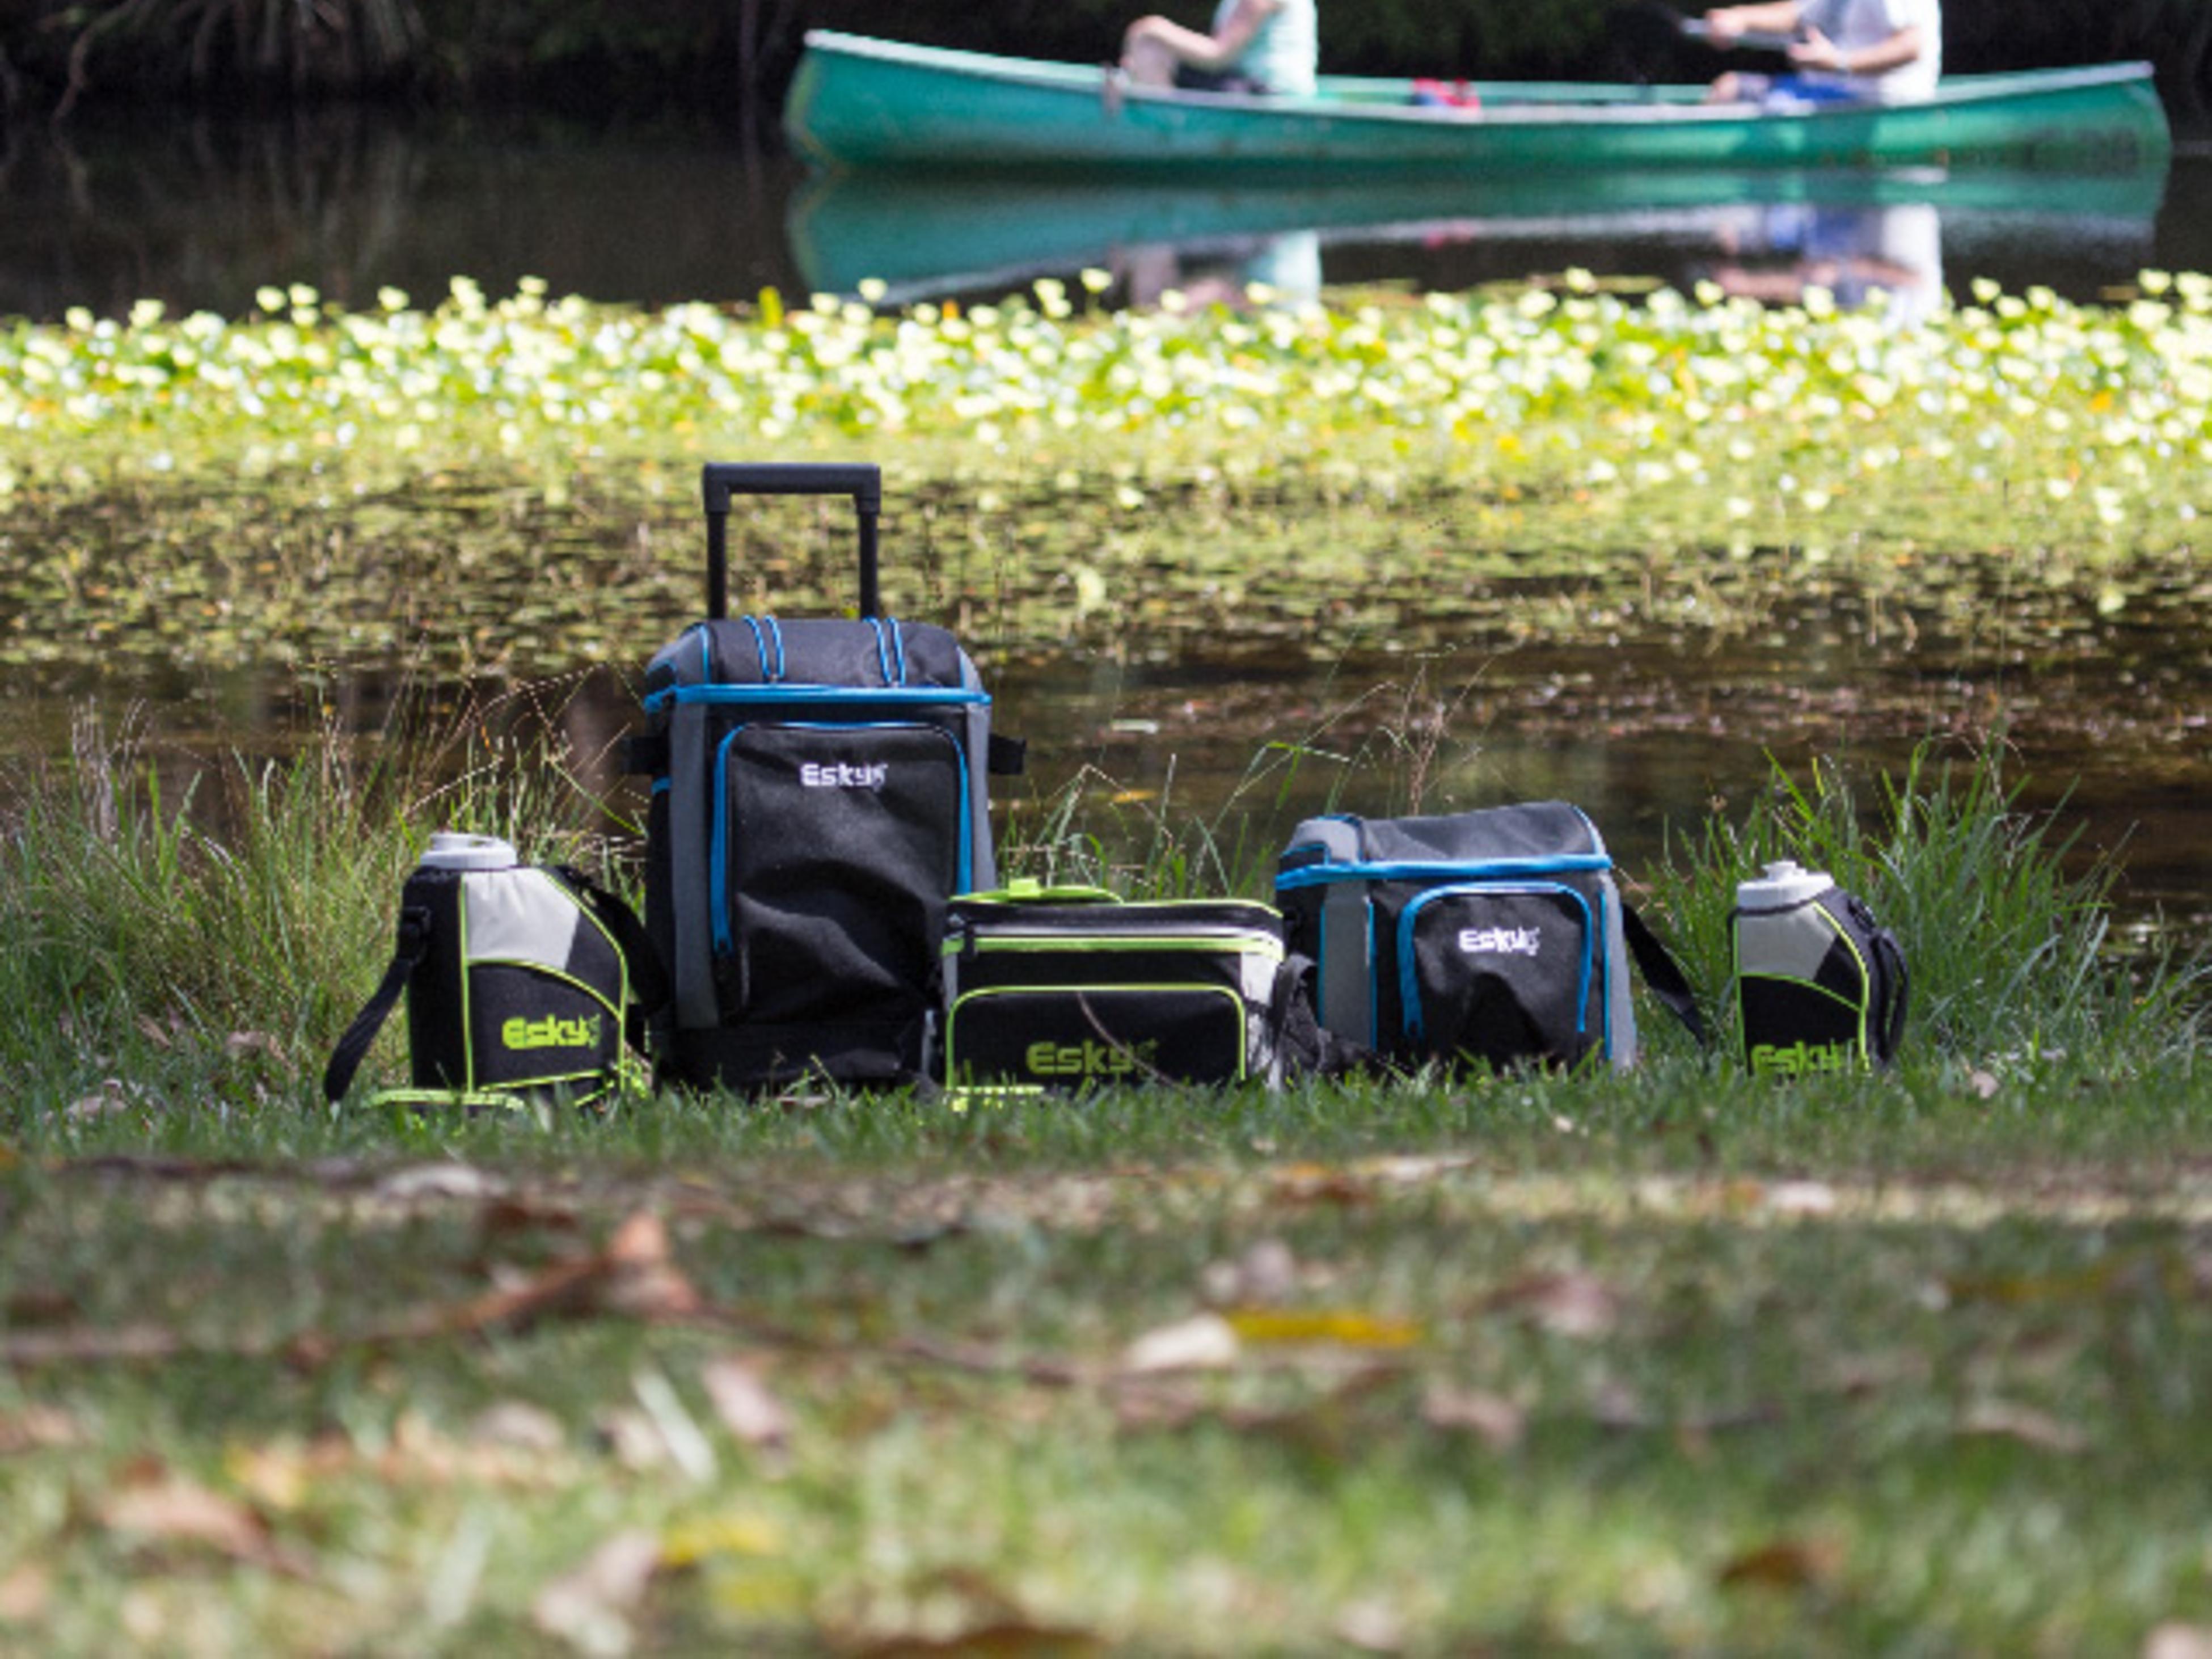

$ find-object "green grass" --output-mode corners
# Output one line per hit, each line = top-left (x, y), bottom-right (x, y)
(0, 698), (2205, 1653)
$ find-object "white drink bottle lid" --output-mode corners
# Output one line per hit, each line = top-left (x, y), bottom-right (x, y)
(1734, 859), (1833, 912)
(419, 831), (519, 871)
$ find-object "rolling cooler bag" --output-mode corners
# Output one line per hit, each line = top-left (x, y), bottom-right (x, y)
(1274, 802), (1706, 1074)
(322, 832), (662, 1113)
(940, 880), (1293, 1095)
(631, 462), (1014, 1092)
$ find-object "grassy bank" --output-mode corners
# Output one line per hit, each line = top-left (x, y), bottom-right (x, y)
(0, 699), (2205, 1651)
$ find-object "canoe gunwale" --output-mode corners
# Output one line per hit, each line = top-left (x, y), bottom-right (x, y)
(787, 31), (2172, 174)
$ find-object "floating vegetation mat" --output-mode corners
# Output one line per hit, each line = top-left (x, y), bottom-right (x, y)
(0, 272), (2207, 678)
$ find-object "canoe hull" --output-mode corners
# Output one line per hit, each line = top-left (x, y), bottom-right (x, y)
(784, 32), (2173, 177)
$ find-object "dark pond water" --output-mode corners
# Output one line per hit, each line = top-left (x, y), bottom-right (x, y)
(3, 108), (2209, 940)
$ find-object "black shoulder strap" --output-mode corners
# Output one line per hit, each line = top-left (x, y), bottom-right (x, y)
(1620, 901), (1710, 1050)
(556, 867), (671, 1053)
(323, 904), (433, 1104)
(1267, 953), (1379, 1080)
(1871, 926), (1910, 1062)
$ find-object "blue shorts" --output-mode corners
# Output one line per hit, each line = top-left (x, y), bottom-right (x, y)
(1734, 73), (1869, 108)
(1174, 65), (1269, 95)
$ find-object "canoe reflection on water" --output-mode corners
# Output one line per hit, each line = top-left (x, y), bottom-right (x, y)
(787, 164), (2168, 318)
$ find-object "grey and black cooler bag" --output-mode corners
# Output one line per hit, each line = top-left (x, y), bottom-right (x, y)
(940, 881), (1291, 1094)
(1274, 802), (1706, 1074)
(632, 463), (1015, 1092)
(322, 833), (660, 1112)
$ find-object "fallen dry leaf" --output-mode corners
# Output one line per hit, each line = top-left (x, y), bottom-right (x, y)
(1487, 1270), (1621, 1338)
(2145, 1622), (2212, 1659)
(531, 1529), (662, 1658)
(700, 1355), (793, 1457)
(1333, 1596), (1408, 1653)
(1121, 1313), (1240, 1374)
(1200, 1238), (1299, 1307)
(1222, 1308), (1422, 1349)
(98, 1475), (311, 1576)
(1420, 1383), (1526, 1451)
(1716, 1536), (1844, 1590)
(847, 1619), (1106, 1657)
(1958, 1399), (2089, 1453)
(0, 1404), (80, 1454)
(0, 1561), (49, 1624)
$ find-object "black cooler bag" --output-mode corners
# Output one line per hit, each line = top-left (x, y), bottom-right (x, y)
(632, 463), (1013, 1092)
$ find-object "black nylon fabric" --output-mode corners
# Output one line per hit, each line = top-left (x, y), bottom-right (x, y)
(947, 986), (1249, 1090)
(1397, 883), (1599, 1070)
(719, 723), (961, 1029)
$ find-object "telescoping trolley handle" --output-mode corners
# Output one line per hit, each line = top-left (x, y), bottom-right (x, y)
(701, 462), (884, 621)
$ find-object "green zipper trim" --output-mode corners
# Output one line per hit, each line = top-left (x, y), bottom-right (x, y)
(945, 936), (1283, 957)
(945, 983), (1249, 1084)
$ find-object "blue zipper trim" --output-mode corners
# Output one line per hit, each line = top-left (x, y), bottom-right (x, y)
(642, 683), (990, 715)
(1277, 855), (1611, 892)
(867, 618), (889, 686)
(711, 722), (974, 959)
(737, 616), (769, 682)
(1398, 881), (1595, 1046)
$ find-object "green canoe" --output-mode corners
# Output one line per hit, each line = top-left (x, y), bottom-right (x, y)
(783, 30), (2172, 177)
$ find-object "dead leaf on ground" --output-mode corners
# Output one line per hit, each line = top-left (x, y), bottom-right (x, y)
(1121, 1313), (1240, 1374)
(1333, 1597), (1408, 1654)
(1200, 1238), (1298, 1306)
(1420, 1383), (1526, 1451)
(846, 1620), (1107, 1657)
(1958, 1400), (2089, 1454)
(1486, 1270), (1622, 1337)
(0, 1404), (80, 1454)
(701, 1354), (793, 1461)
(0, 1561), (50, 1624)
(531, 1529), (662, 1658)
(98, 1474), (312, 1577)
(471, 1400), (568, 1453)
(1717, 1536), (1845, 1590)
(1222, 1308), (1423, 1350)
(2145, 1622), (2212, 1659)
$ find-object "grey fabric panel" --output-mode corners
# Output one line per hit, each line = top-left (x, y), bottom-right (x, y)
(669, 698), (717, 1027)
(463, 868), (581, 970)
(1599, 873), (1636, 1069)
(1290, 817), (1372, 1048)
(961, 655), (997, 892)
(1739, 902), (1845, 984)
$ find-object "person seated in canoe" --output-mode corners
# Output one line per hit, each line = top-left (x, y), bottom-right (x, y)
(1120, 0), (1319, 98)
(1700, 0), (1940, 107)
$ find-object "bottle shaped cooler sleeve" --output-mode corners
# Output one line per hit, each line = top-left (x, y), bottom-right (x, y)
(1733, 860), (1903, 1075)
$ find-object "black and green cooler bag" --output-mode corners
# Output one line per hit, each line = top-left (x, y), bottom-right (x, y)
(323, 833), (659, 1112)
(1274, 803), (1705, 1074)
(940, 881), (1290, 1094)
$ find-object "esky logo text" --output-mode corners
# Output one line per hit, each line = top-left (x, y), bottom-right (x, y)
(800, 760), (889, 790)
(1459, 926), (1542, 956)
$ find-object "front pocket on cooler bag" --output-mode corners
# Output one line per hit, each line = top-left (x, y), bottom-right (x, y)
(945, 985), (1251, 1091)
(1395, 883), (1598, 1070)
(712, 721), (966, 1024)
(463, 961), (624, 1096)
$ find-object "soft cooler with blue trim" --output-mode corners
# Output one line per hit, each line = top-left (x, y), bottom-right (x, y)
(632, 463), (1010, 1091)
(1274, 801), (1704, 1074)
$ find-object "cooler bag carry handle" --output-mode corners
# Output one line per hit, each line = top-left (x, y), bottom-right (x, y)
(322, 904), (433, 1104)
(701, 462), (884, 621)
(1620, 901), (1711, 1050)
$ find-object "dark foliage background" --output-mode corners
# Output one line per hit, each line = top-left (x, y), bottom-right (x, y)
(1, 0), (2204, 117)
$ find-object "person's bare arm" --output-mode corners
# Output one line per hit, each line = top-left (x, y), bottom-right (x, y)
(1702, 2), (1805, 47)
(1788, 22), (1923, 74)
